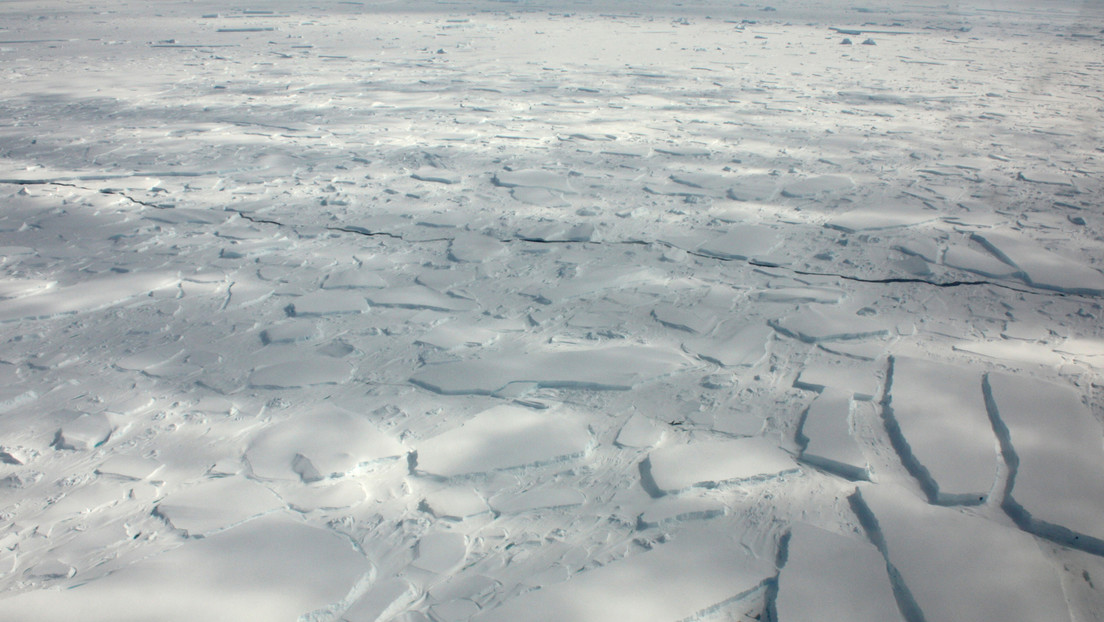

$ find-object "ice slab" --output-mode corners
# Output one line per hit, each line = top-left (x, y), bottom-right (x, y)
(489, 486), (586, 514)
(615, 414), (666, 449)
(342, 578), (416, 622)
(284, 480), (367, 512)
(0, 278), (54, 299)
(781, 175), (854, 198)
(852, 485), (1071, 622)
(116, 344), (185, 372)
(422, 487), (489, 520)
(54, 412), (113, 451)
(322, 269), (388, 290)
(365, 285), (476, 312)
(415, 404), (590, 478)
(772, 307), (892, 343)
(942, 244), (1018, 279)
(0, 516), (371, 622)
(286, 290), (368, 316)
(726, 175), (778, 201)
(696, 225), (781, 261)
(249, 357), (353, 389)
(95, 455), (163, 481)
(534, 266), (658, 304)
(972, 231), (1104, 295)
(796, 388), (869, 481)
(260, 321), (320, 345)
(794, 360), (880, 401)
(652, 302), (716, 334)
(953, 339), (1065, 367)
(883, 356), (996, 505)
(986, 373), (1104, 554)
(493, 169), (576, 194)
(683, 322), (771, 367)
(412, 531), (467, 574)
(472, 525), (773, 622)
(416, 322), (499, 350)
(776, 523), (902, 622)
(154, 477), (284, 536)
(246, 406), (404, 482)
(0, 271), (178, 323)
(448, 234), (508, 263)
(410, 345), (687, 395)
(411, 168), (461, 185)
(637, 494), (727, 528)
(644, 437), (797, 496)
(754, 286), (844, 304)
(825, 204), (937, 233)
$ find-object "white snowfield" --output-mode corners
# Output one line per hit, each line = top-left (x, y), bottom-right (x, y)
(0, 0), (1102, 621)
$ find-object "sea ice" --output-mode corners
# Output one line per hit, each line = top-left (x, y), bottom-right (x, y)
(883, 356), (997, 505)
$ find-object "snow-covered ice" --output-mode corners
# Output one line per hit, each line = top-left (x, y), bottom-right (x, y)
(1, 0), (1102, 620)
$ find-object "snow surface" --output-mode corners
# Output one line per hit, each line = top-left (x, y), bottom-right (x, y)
(1, 0), (1103, 620)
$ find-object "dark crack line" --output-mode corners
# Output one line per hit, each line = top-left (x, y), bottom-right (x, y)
(662, 242), (1070, 298)
(232, 210), (286, 228)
